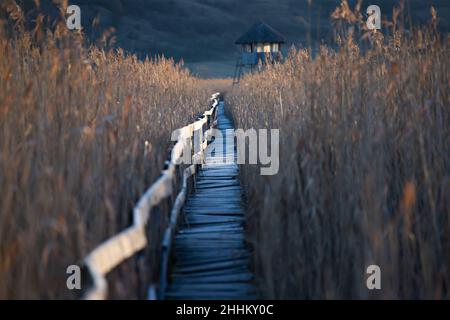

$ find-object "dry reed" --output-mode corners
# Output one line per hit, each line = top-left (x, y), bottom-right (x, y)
(0, 3), (209, 299)
(229, 22), (449, 299)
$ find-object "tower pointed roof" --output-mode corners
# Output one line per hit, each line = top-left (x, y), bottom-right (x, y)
(235, 22), (285, 45)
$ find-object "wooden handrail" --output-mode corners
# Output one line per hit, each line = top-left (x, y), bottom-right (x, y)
(82, 93), (221, 300)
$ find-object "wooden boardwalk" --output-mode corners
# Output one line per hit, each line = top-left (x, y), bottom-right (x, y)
(165, 101), (256, 300)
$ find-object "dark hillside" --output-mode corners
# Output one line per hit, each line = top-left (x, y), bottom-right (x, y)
(4, 0), (450, 76)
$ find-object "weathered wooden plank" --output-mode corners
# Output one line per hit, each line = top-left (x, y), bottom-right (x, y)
(193, 187), (242, 193)
(172, 266), (250, 278)
(174, 250), (250, 261)
(183, 220), (245, 227)
(179, 222), (243, 232)
(178, 226), (243, 234)
(173, 241), (245, 250)
(172, 273), (253, 284)
(165, 292), (256, 300)
(173, 258), (250, 274)
(185, 197), (242, 203)
(173, 253), (250, 267)
(168, 283), (255, 294)
(175, 234), (245, 243)
(174, 249), (249, 258)
(179, 218), (245, 227)
(184, 206), (243, 210)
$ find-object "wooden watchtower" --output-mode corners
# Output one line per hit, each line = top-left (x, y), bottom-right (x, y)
(233, 22), (285, 84)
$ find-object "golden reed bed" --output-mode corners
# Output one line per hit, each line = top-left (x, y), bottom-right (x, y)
(229, 22), (449, 298)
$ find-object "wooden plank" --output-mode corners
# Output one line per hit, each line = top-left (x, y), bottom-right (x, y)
(172, 258), (250, 274)
(172, 273), (253, 284)
(172, 266), (250, 279)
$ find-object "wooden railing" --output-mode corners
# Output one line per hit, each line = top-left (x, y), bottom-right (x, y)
(82, 93), (221, 300)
